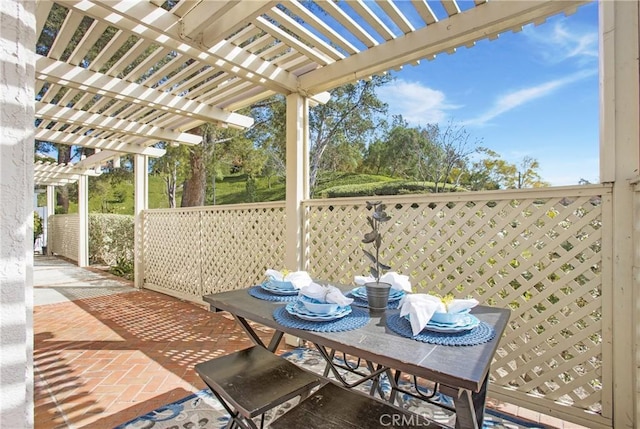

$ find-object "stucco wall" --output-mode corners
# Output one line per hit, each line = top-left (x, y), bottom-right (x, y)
(0, 1), (36, 428)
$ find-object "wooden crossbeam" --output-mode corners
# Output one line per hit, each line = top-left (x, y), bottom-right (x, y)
(36, 56), (253, 129)
(35, 128), (166, 157)
(36, 102), (202, 145)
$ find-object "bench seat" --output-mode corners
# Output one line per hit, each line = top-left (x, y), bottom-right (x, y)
(270, 382), (446, 429)
(195, 346), (322, 429)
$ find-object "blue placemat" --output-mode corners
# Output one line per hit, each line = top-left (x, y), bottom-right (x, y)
(386, 313), (496, 346)
(346, 293), (401, 310)
(273, 306), (370, 332)
(248, 285), (298, 302)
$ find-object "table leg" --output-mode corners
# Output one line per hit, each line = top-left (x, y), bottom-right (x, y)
(446, 374), (488, 429)
(232, 315), (284, 352)
(313, 343), (389, 391)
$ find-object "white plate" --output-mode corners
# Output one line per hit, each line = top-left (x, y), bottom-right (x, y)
(260, 281), (299, 295)
(285, 302), (352, 321)
(423, 314), (480, 333)
(350, 286), (404, 301)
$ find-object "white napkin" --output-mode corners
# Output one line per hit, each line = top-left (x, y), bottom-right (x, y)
(399, 294), (479, 335)
(353, 271), (412, 292)
(265, 269), (313, 289)
(299, 282), (354, 307)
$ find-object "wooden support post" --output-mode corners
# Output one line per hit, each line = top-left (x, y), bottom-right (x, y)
(599, 1), (640, 426)
(285, 93), (309, 272)
(134, 154), (148, 288)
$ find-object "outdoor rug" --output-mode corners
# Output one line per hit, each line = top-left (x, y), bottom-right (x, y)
(115, 347), (548, 429)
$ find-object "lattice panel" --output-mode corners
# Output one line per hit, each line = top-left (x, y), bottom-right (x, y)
(48, 214), (78, 262)
(142, 203), (286, 300)
(201, 205), (286, 294)
(305, 186), (610, 418)
(142, 210), (203, 298)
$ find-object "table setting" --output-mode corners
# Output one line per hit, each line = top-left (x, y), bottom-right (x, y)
(247, 269), (313, 302)
(272, 281), (370, 332)
(386, 293), (496, 346)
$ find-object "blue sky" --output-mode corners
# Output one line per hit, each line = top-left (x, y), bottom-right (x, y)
(374, 2), (599, 186)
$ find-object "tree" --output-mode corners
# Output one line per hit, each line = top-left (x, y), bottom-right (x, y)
(415, 121), (478, 192)
(151, 143), (190, 208)
(181, 126), (215, 207)
(247, 75), (390, 196)
(308, 75), (390, 194)
(509, 156), (549, 189)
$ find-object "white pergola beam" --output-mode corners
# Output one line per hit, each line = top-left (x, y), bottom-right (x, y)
(36, 56), (254, 129)
(67, 0), (300, 94)
(35, 128), (166, 157)
(36, 102), (202, 145)
(299, 0), (590, 93)
(199, 1), (277, 48)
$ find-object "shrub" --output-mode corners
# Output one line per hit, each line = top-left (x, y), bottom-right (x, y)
(89, 214), (134, 267)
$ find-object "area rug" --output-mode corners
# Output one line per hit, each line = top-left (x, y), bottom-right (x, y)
(114, 347), (547, 429)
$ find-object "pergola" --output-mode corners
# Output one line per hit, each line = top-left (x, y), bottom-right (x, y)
(32, 0), (590, 266)
(2, 0), (639, 428)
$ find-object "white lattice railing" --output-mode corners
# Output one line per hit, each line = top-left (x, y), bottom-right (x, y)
(140, 185), (612, 427)
(303, 185), (611, 427)
(141, 202), (286, 303)
(48, 214), (79, 262)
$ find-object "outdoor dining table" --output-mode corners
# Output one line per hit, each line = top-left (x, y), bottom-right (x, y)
(203, 285), (510, 429)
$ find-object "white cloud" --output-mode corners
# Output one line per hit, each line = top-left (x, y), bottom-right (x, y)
(525, 21), (598, 64)
(376, 80), (458, 125)
(463, 70), (596, 127)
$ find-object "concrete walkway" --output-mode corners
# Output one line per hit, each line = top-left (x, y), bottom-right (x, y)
(34, 256), (135, 306)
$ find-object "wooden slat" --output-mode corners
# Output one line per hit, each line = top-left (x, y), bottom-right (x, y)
(67, 20), (109, 66)
(254, 16), (333, 66)
(37, 56), (254, 128)
(441, 0), (461, 17)
(349, 0), (396, 41)
(35, 102), (202, 145)
(35, 128), (166, 157)
(284, 0), (359, 55)
(318, 0), (378, 48)
(268, 7), (344, 60)
(376, 0), (415, 33)
(411, 0), (438, 25)
(48, 9), (84, 60)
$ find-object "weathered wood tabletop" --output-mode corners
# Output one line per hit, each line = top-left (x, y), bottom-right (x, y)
(203, 286), (510, 429)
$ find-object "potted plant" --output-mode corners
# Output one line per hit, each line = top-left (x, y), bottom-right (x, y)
(362, 201), (392, 310)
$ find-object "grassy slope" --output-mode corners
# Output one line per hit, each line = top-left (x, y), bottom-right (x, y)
(62, 172), (423, 214)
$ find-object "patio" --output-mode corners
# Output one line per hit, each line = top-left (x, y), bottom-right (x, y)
(34, 256), (585, 428)
(1, 0), (638, 428)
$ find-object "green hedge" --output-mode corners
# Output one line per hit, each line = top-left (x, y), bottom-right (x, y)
(318, 181), (450, 198)
(89, 213), (134, 266)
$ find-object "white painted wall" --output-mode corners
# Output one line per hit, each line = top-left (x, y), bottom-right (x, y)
(0, 1), (36, 428)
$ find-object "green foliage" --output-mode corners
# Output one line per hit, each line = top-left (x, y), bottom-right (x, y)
(33, 211), (44, 239)
(319, 180), (457, 198)
(88, 214), (134, 267)
(109, 255), (134, 281)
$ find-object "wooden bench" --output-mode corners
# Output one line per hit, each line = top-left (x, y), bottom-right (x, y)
(269, 382), (446, 429)
(194, 346), (322, 429)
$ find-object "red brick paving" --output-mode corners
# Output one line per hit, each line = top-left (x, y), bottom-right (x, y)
(34, 287), (290, 428)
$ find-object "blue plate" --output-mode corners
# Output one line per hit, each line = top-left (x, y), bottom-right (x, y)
(260, 281), (299, 296)
(286, 302), (352, 321)
(423, 314), (480, 333)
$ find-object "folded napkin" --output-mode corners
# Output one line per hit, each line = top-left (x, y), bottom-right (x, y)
(399, 294), (479, 335)
(299, 282), (354, 307)
(353, 271), (412, 293)
(265, 269), (313, 289)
